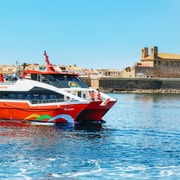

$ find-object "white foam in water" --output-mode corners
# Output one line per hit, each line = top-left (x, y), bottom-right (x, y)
(19, 168), (26, 173)
(16, 168), (33, 180)
(160, 170), (174, 176)
(159, 166), (180, 177)
(52, 173), (61, 178)
(64, 169), (102, 178)
(119, 172), (135, 178)
(151, 165), (180, 177)
(46, 158), (56, 161)
(126, 165), (147, 171)
(31, 122), (55, 126)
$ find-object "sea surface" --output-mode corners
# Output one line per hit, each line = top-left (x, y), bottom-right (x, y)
(0, 93), (179, 179)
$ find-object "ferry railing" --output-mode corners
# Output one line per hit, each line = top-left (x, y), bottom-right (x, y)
(64, 88), (111, 101)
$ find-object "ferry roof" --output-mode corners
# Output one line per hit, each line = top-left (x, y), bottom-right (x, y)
(21, 69), (79, 78)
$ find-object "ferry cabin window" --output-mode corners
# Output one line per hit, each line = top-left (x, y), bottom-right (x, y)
(0, 93), (8, 99)
(42, 74), (69, 88)
(77, 91), (81, 97)
(0, 91), (61, 100)
(0, 92), (24, 99)
(8, 93), (16, 99)
(41, 74), (89, 88)
(17, 94), (24, 99)
(26, 94), (32, 99)
(72, 76), (89, 88)
(31, 74), (37, 81)
(4, 76), (18, 82)
(28, 86), (64, 101)
(49, 94), (56, 99)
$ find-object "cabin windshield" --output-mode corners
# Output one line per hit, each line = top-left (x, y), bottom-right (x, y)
(31, 74), (89, 88)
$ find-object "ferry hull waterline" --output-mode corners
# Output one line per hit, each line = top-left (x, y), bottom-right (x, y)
(0, 51), (116, 125)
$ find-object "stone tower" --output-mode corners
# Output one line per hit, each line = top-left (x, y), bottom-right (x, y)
(141, 47), (148, 58)
(150, 46), (158, 58)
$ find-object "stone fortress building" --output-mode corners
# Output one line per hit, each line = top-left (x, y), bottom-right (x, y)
(121, 46), (180, 78)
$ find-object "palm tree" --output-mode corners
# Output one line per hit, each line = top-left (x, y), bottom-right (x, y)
(22, 62), (28, 70)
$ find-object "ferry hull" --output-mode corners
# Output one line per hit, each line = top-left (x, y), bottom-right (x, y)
(0, 101), (88, 123)
(76, 100), (116, 122)
(0, 100), (116, 124)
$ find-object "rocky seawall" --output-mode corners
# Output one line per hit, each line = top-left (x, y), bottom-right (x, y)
(99, 78), (180, 93)
(107, 89), (180, 94)
(81, 77), (180, 94)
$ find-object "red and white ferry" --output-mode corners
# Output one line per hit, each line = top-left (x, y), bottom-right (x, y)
(0, 52), (116, 124)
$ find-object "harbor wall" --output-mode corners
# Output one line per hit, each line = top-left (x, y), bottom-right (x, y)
(81, 76), (180, 92)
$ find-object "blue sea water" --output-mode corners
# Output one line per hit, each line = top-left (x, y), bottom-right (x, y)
(0, 93), (179, 179)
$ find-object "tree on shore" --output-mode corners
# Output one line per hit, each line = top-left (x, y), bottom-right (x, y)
(22, 62), (28, 70)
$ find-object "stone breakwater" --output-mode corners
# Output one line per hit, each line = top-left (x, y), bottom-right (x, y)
(81, 77), (180, 93)
(104, 89), (180, 94)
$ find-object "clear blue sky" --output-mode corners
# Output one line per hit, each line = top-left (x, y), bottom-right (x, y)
(0, 0), (180, 70)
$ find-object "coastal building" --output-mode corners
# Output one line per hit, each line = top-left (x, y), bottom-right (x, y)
(119, 66), (135, 78)
(0, 65), (16, 75)
(140, 46), (180, 78)
(97, 69), (121, 77)
(121, 46), (180, 78)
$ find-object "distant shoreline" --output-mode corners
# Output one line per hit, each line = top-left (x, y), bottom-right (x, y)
(101, 89), (180, 94)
